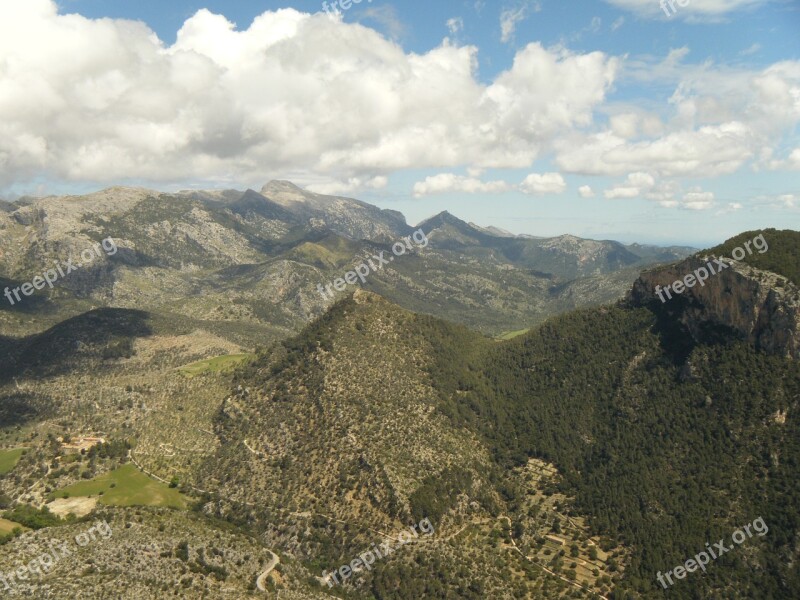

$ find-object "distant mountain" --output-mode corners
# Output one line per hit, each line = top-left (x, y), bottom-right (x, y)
(419, 211), (687, 280)
(0, 182), (694, 339)
(261, 180), (411, 241)
(625, 241), (699, 263)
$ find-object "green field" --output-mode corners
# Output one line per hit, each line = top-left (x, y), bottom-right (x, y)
(496, 328), (530, 341)
(0, 518), (25, 535)
(49, 464), (188, 509)
(178, 353), (254, 377)
(0, 448), (25, 475)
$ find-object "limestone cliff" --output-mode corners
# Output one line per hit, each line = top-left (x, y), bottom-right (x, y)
(629, 255), (800, 358)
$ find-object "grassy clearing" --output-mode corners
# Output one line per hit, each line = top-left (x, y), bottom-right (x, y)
(178, 353), (254, 377)
(496, 329), (530, 341)
(48, 464), (189, 509)
(0, 448), (25, 475)
(0, 518), (25, 535)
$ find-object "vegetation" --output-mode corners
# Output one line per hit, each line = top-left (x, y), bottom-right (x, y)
(48, 464), (189, 509)
(425, 298), (800, 597)
(3, 504), (67, 530)
(704, 228), (800, 285)
(0, 517), (24, 536)
(0, 447), (24, 474)
(0, 200), (794, 600)
(178, 354), (255, 377)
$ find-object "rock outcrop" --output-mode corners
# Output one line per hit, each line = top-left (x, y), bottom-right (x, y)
(629, 255), (800, 358)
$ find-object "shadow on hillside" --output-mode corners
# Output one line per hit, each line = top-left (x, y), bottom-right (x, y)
(0, 276), (52, 314)
(0, 307), (153, 383)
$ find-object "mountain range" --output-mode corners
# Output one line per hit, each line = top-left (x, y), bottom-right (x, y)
(0, 183), (797, 599)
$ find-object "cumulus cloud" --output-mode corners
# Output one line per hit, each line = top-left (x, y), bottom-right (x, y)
(558, 123), (757, 177)
(566, 53), (800, 178)
(520, 172), (566, 195)
(0, 0), (618, 192)
(578, 185), (595, 198)
(413, 171), (567, 196)
(1, 0), (797, 204)
(306, 175), (388, 195)
(681, 190), (715, 210)
(413, 174), (511, 197)
(604, 172), (655, 199)
(603, 173), (715, 209)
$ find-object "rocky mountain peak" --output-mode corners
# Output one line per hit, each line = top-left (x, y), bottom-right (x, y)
(260, 180), (308, 204)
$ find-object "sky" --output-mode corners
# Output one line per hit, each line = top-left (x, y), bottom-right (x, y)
(1, 0), (799, 246)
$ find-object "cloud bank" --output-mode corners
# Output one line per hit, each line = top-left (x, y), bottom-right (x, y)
(0, 0), (615, 191)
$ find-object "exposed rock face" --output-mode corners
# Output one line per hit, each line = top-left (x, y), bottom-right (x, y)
(260, 180), (410, 241)
(630, 255), (800, 358)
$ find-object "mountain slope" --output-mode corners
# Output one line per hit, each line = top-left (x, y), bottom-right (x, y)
(261, 180), (411, 241)
(0, 183), (693, 340)
(197, 229), (800, 599)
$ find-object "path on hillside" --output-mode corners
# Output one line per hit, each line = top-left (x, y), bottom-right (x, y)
(255, 550), (280, 592)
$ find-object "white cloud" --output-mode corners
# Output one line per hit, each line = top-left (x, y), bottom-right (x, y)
(756, 146), (800, 171)
(413, 174), (511, 197)
(0, 1), (619, 191)
(611, 16), (625, 31)
(413, 171), (567, 196)
(715, 201), (743, 215)
(578, 185), (595, 198)
(576, 53), (800, 178)
(604, 172), (655, 198)
(604, 0), (772, 19)
(681, 190), (715, 210)
(790, 148), (800, 169)
(446, 17), (464, 35)
(558, 122), (757, 177)
(609, 113), (639, 139)
(1, 0), (797, 208)
(500, 1), (541, 43)
(603, 174), (715, 209)
(740, 43), (761, 56)
(306, 175), (388, 195)
(520, 172), (566, 195)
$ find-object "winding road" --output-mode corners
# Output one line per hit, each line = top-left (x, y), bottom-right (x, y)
(255, 550), (280, 592)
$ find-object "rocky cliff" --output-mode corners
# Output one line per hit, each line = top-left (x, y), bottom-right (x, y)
(630, 254), (800, 358)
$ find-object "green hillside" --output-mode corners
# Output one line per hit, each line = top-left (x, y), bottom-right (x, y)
(704, 228), (800, 285)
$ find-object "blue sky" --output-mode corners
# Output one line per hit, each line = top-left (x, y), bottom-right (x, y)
(2, 0), (799, 245)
